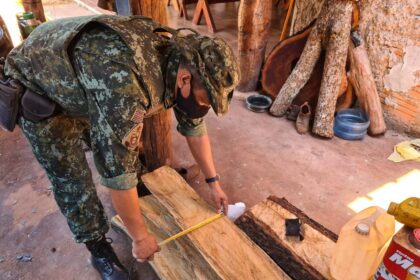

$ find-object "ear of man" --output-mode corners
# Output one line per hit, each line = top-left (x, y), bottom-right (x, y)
(176, 61), (192, 98)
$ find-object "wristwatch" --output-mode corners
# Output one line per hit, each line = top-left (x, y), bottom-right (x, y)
(205, 174), (220, 184)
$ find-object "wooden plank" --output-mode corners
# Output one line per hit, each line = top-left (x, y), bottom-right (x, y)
(112, 195), (222, 280)
(235, 196), (337, 280)
(141, 166), (290, 280)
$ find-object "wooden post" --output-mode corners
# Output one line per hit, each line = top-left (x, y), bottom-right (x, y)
(133, 0), (174, 172)
(237, 0), (272, 92)
(21, 0), (46, 22)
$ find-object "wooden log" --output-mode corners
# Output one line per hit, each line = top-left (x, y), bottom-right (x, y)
(312, 3), (351, 138)
(235, 196), (338, 280)
(237, 0), (272, 91)
(348, 32), (386, 135)
(261, 25), (323, 112)
(290, 0), (324, 35)
(139, 166), (291, 279)
(270, 0), (353, 138)
(21, 0), (46, 22)
(135, 0), (174, 172)
(336, 78), (355, 112)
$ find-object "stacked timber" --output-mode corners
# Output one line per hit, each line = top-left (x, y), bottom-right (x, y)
(113, 166), (290, 280)
(236, 196), (338, 280)
(261, 26), (323, 112)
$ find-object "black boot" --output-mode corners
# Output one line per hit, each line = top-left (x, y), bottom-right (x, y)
(85, 237), (129, 280)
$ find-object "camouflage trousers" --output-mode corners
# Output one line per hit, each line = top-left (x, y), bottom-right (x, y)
(19, 26), (148, 243)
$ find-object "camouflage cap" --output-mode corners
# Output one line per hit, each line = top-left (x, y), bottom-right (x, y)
(170, 28), (240, 116)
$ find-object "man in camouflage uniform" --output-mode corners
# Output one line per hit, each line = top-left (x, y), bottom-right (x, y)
(4, 15), (239, 280)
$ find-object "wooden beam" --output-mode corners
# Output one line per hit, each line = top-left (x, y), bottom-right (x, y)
(236, 196), (338, 280)
(138, 166), (291, 279)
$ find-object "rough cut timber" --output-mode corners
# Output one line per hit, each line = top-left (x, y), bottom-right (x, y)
(235, 196), (338, 280)
(138, 166), (290, 280)
(348, 33), (386, 135)
(261, 26), (323, 111)
(237, 0), (272, 91)
(270, 0), (353, 138)
(112, 196), (223, 280)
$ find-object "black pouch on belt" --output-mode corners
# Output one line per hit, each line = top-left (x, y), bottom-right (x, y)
(21, 89), (56, 123)
(0, 79), (24, 131)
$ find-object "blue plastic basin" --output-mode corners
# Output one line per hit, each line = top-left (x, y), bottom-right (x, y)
(334, 109), (370, 140)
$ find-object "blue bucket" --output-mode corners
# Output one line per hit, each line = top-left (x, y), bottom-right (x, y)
(334, 108), (370, 140)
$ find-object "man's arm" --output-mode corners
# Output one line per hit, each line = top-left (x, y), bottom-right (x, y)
(109, 187), (160, 261)
(186, 134), (229, 214)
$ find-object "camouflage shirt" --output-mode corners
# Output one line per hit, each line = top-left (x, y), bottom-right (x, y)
(5, 15), (207, 137)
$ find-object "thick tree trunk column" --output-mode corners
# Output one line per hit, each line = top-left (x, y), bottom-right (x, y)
(237, 0), (271, 92)
(270, 0), (352, 138)
(135, 0), (174, 171)
(21, 0), (46, 22)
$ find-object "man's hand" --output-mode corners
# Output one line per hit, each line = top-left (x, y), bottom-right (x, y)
(132, 233), (161, 262)
(209, 182), (228, 215)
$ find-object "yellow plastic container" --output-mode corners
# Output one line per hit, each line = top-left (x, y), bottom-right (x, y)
(388, 197), (420, 228)
(329, 206), (395, 280)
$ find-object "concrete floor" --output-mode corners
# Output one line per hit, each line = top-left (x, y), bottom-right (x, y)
(1, 2), (419, 280)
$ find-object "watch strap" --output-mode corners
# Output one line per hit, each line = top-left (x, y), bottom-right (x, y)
(205, 174), (220, 184)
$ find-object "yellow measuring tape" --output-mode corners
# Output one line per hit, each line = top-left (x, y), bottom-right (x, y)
(158, 212), (224, 246)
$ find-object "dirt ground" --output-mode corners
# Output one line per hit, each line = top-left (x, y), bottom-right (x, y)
(0, 2), (419, 280)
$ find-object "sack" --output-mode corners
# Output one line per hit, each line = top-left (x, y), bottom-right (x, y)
(0, 78), (24, 131)
(21, 89), (56, 123)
